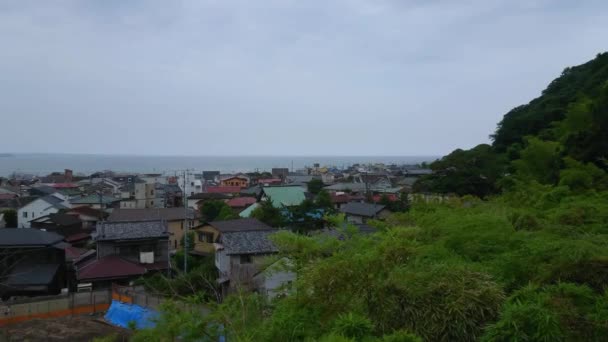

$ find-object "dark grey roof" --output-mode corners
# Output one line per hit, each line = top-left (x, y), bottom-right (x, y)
(240, 186), (262, 197)
(0, 196), (38, 210)
(203, 171), (220, 181)
(31, 185), (57, 195)
(221, 230), (278, 255)
(41, 195), (68, 209)
(107, 208), (197, 222)
(5, 263), (61, 285)
(187, 192), (230, 200)
(208, 218), (275, 233)
(324, 183), (367, 192)
(96, 220), (169, 241)
(163, 184), (183, 193)
(0, 229), (64, 247)
(340, 202), (386, 217)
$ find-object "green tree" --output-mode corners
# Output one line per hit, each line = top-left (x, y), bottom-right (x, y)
(512, 137), (562, 184)
(2, 209), (17, 227)
(315, 190), (334, 212)
(200, 200), (232, 222)
(307, 178), (325, 194)
(251, 198), (285, 227)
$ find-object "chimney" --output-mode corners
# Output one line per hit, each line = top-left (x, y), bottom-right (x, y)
(65, 169), (73, 183)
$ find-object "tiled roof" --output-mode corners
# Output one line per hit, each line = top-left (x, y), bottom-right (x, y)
(208, 218), (275, 233)
(340, 202), (387, 217)
(77, 256), (147, 281)
(107, 208), (197, 222)
(226, 197), (257, 208)
(6, 263), (61, 286)
(206, 186), (242, 194)
(0, 229), (64, 247)
(220, 230), (278, 255)
(39, 195), (68, 210)
(262, 186), (306, 207)
(70, 194), (119, 205)
(30, 213), (81, 226)
(67, 206), (107, 219)
(96, 220), (169, 241)
(187, 193), (231, 200)
(324, 183), (367, 192)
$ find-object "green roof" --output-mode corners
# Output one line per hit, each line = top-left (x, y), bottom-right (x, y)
(71, 194), (119, 205)
(263, 186), (306, 207)
(239, 203), (260, 218)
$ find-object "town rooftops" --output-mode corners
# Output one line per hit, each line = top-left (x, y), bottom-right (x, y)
(324, 182), (367, 192)
(187, 192), (231, 200)
(239, 203), (260, 218)
(5, 263), (62, 286)
(340, 202), (387, 217)
(262, 186), (306, 207)
(219, 230), (278, 255)
(70, 194), (119, 205)
(0, 229), (64, 247)
(77, 255), (147, 281)
(226, 197), (257, 208)
(107, 207), (197, 222)
(96, 220), (169, 241)
(29, 212), (82, 226)
(207, 218), (274, 233)
(205, 186), (242, 194)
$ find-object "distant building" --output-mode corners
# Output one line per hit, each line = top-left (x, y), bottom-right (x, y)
(18, 194), (69, 228)
(203, 171), (220, 182)
(220, 175), (249, 188)
(271, 168), (289, 179)
(339, 202), (391, 224)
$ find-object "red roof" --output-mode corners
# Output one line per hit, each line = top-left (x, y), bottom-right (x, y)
(330, 194), (351, 204)
(67, 206), (107, 219)
(0, 193), (17, 200)
(77, 256), (147, 281)
(65, 232), (91, 243)
(64, 246), (89, 260)
(226, 197), (257, 208)
(206, 186), (242, 194)
(372, 194), (398, 203)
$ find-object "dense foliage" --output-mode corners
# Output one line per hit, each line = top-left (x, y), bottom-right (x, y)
(1, 209), (17, 227)
(131, 54), (608, 341)
(199, 200), (238, 222)
(416, 52), (608, 197)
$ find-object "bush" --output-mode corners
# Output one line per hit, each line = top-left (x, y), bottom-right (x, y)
(332, 313), (374, 341)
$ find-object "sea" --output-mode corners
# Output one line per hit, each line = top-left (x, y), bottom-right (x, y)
(0, 154), (439, 177)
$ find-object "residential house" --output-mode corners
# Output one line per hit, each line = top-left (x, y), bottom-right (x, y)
(339, 202), (391, 224)
(162, 183), (183, 208)
(70, 194), (120, 210)
(215, 229), (294, 297)
(76, 220), (170, 289)
(65, 206), (107, 228)
(0, 229), (66, 299)
(193, 218), (275, 255)
(226, 197), (257, 213)
(187, 192), (231, 210)
(107, 208), (198, 250)
(260, 186), (306, 208)
(323, 182), (368, 194)
(18, 194), (69, 228)
(271, 168), (289, 179)
(286, 175), (316, 187)
(178, 173), (203, 197)
(202, 171), (220, 182)
(220, 175), (249, 188)
(30, 213), (91, 247)
(258, 178), (283, 186)
(204, 186), (242, 196)
(134, 179), (156, 209)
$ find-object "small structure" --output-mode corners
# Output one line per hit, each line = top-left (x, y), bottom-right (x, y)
(220, 175), (249, 188)
(0, 229), (66, 299)
(339, 202), (391, 224)
(107, 208), (198, 251)
(261, 186), (306, 208)
(193, 218), (275, 255)
(77, 220), (170, 289)
(17, 194), (68, 228)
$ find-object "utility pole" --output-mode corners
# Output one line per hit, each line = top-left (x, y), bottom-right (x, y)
(183, 170), (188, 273)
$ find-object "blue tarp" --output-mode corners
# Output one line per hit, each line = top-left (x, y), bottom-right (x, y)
(104, 300), (159, 329)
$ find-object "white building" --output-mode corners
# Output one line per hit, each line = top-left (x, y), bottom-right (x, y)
(17, 194), (69, 228)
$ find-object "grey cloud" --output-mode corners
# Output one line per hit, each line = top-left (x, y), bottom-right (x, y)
(0, 0), (607, 156)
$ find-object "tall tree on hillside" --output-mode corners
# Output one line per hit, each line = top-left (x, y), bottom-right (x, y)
(307, 179), (325, 195)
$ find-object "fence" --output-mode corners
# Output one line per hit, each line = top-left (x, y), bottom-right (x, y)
(0, 290), (111, 326)
(0, 286), (165, 326)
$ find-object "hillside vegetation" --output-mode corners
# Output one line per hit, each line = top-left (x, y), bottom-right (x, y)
(131, 54), (608, 341)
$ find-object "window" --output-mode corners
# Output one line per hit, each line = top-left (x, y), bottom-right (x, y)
(191, 182), (194, 186)
(151, 190), (154, 195)
(240, 255), (252, 264)
(151, 201), (154, 205)
(23, 211), (28, 218)
(198, 232), (214, 243)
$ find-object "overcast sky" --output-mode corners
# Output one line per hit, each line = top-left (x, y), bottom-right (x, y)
(0, 0), (606, 156)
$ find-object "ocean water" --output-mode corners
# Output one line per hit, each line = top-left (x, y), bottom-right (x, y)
(0, 154), (438, 177)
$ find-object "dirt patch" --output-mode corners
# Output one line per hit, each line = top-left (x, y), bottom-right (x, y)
(0, 314), (131, 342)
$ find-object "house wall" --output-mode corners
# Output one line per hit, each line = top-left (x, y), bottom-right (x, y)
(18, 199), (60, 228)
(167, 219), (195, 251)
(120, 200), (136, 209)
(257, 270), (296, 299)
(220, 178), (248, 188)
(345, 214), (364, 224)
(193, 225), (220, 254)
(97, 239), (169, 264)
